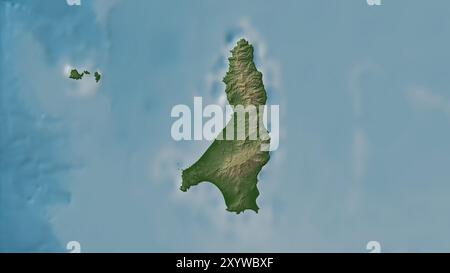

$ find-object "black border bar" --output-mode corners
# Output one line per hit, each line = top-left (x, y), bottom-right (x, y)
(0, 253), (445, 272)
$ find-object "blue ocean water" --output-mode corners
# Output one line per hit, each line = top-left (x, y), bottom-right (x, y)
(2, 0), (450, 252)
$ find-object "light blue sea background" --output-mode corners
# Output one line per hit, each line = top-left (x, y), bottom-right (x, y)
(2, 0), (450, 252)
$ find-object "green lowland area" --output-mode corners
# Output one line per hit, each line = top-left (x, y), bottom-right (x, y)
(181, 39), (271, 214)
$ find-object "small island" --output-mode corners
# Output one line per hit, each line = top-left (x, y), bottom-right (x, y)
(69, 68), (101, 83)
(94, 71), (101, 83)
